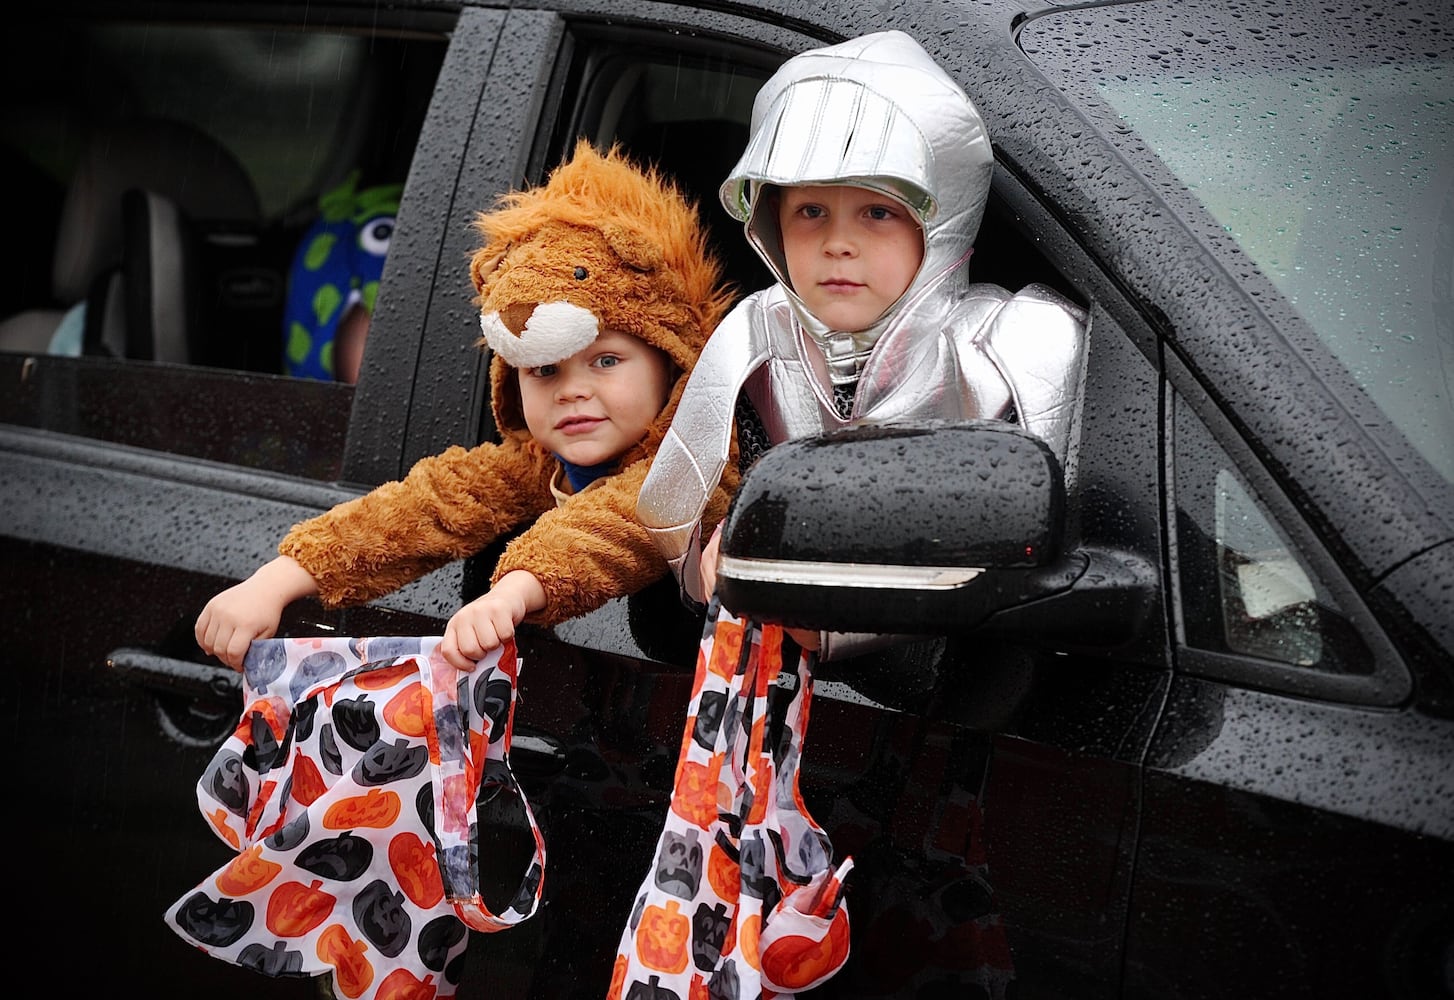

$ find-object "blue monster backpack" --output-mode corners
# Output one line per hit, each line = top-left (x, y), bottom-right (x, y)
(283, 172), (404, 380)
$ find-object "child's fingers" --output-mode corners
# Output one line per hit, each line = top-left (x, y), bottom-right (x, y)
(194, 607), (212, 649)
(445, 601), (520, 671)
(443, 618), (496, 671)
(223, 628), (254, 672)
(699, 525), (724, 598)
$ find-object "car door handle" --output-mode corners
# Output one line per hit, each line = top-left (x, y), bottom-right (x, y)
(107, 646), (242, 703)
(508, 730), (568, 780)
(108, 647), (571, 778)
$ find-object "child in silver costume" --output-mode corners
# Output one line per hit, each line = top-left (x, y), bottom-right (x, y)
(610, 31), (1088, 999)
(638, 31), (1087, 657)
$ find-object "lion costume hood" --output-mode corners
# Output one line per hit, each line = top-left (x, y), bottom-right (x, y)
(472, 139), (735, 456)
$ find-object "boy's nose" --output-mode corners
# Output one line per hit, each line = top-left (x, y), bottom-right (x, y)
(556, 373), (592, 401)
(822, 223), (857, 256)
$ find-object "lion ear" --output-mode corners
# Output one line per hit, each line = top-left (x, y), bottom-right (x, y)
(470, 243), (509, 294)
(601, 223), (662, 272)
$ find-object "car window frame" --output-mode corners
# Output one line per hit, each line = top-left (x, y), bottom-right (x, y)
(1165, 351), (1412, 707)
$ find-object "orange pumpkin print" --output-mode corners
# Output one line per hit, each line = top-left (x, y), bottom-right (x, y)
(758, 627), (783, 687)
(354, 662), (416, 691)
(671, 757), (724, 829)
(323, 788), (401, 830)
(376, 968), (436, 1000)
(759, 909), (851, 990)
(607, 954), (628, 1000)
(205, 807), (241, 849)
(706, 619), (743, 680)
(389, 832), (444, 908)
(317, 923), (374, 999)
(246, 779), (279, 839)
(739, 912), (762, 970)
(266, 879), (337, 937)
(290, 748), (329, 806)
(439, 772), (474, 834)
(689, 973), (710, 1000)
(383, 682), (430, 738)
(745, 754), (771, 825)
(706, 844), (740, 904)
(636, 899), (690, 974)
(215, 844), (282, 896)
(674, 720), (696, 782)
(258, 699), (289, 740)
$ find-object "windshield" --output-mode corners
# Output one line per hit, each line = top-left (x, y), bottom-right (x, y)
(1020, 0), (1453, 485)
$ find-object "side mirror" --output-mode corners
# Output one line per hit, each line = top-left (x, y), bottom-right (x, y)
(716, 420), (1152, 643)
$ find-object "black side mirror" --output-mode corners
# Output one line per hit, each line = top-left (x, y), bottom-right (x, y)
(716, 419), (1152, 644)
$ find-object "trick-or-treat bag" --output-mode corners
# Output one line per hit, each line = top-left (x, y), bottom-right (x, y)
(609, 603), (854, 1000)
(166, 636), (545, 1000)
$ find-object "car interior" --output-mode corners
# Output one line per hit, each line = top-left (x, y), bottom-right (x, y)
(0, 19), (449, 376)
(0, 16), (1079, 391)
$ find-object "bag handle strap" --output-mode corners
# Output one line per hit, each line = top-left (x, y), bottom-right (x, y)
(422, 642), (547, 932)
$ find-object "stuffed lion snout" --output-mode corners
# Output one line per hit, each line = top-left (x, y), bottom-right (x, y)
(480, 300), (598, 369)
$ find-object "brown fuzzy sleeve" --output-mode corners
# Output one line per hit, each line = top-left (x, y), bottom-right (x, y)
(492, 437), (741, 627)
(490, 457), (660, 626)
(279, 439), (557, 608)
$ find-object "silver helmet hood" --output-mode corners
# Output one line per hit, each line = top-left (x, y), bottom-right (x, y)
(720, 30), (994, 347)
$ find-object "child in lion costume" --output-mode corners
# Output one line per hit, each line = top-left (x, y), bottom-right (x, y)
(196, 140), (739, 671)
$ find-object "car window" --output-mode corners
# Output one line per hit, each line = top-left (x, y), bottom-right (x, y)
(1171, 390), (1407, 705)
(1018, 0), (1454, 489)
(0, 14), (448, 479)
(540, 31), (779, 300)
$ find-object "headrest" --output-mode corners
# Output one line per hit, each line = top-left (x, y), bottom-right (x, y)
(52, 117), (261, 304)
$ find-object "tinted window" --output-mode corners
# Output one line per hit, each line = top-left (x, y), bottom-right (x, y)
(1020, 0), (1454, 487)
(1170, 391), (1414, 707)
(0, 15), (447, 478)
(543, 32), (777, 298)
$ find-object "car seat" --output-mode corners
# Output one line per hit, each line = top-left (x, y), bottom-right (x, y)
(0, 117), (262, 362)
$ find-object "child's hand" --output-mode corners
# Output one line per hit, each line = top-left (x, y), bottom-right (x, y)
(698, 523), (724, 601)
(196, 557), (317, 672)
(701, 523), (820, 650)
(440, 570), (547, 671)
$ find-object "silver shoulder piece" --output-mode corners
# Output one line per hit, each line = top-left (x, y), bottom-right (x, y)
(636, 293), (776, 604)
(980, 282), (1090, 488)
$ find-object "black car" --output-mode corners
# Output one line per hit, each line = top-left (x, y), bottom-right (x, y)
(2, 1), (1450, 997)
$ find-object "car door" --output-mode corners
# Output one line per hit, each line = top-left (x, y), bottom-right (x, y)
(0, 5), (485, 995)
(1011, 3), (1454, 995)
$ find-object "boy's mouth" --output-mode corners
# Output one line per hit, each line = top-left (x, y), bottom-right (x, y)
(556, 414), (605, 433)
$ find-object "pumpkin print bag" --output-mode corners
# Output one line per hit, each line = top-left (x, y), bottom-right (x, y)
(608, 602), (854, 1000)
(166, 635), (545, 1000)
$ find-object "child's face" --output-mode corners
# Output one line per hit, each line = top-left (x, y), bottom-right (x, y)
(517, 329), (673, 468)
(777, 184), (924, 332)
